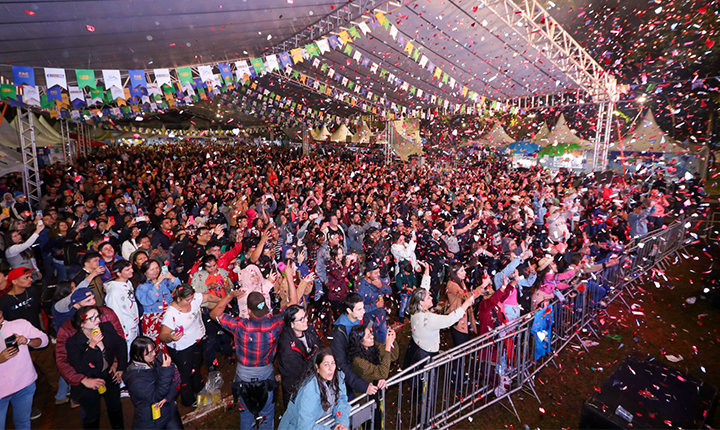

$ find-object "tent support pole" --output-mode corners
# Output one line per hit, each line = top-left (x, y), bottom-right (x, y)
(384, 120), (393, 166)
(16, 108), (42, 210)
(302, 128), (310, 155)
(60, 119), (73, 164)
(592, 102), (614, 172)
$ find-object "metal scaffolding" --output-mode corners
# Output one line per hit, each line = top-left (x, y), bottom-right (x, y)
(383, 121), (393, 166)
(15, 108), (42, 210)
(60, 118), (74, 163)
(592, 102), (615, 172)
(302, 128), (310, 155)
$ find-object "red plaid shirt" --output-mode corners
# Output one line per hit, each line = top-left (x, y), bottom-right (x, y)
(217, 312), (284, 367)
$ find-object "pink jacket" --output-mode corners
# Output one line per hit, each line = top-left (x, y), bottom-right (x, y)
(538, 270), (575, 295)
(0, 318), (49, 398)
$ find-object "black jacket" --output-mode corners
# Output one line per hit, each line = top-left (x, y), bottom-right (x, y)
(330, 315), (371, 395)
(276, 325), (322, 398)
(66, 321), (127, 379)
(123, 356), (182, 430)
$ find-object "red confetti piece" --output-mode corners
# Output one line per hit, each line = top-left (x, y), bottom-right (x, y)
(24, 10), (35, 15)
(86, 25), (95, 32)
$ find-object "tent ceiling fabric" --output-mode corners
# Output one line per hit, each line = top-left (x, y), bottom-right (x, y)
(0, 1), (347, 70)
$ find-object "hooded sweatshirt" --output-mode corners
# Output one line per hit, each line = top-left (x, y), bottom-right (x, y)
(329, 313), (370, 394)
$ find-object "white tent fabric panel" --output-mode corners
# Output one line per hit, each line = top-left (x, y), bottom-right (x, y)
(623, 110), (686, 153)
(330, 124), (353, 142)
(532, 123), (551, 146)
(37, 115), (63, 140)
(351, 122), (373, 144)
(311, 126), (331, 141)
(544, 114), (593, 150)
(480, 122), (514, 147)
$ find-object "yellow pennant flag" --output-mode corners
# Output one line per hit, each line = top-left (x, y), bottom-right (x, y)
(338, 31), (352, 45)
(404, 42), (414, 56)
(434, 67), (442, 80)
(291, 48), (304, 64)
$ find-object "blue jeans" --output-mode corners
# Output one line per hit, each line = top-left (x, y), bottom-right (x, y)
(399, 293), (411, 318)
(53, 259), (69, 282)
(0, 382), (36, 430)
(240, 390), (274, 430)
(367, 309), (388, 344)
(56, 376), (69, 401)
(504, 304), (520, 321)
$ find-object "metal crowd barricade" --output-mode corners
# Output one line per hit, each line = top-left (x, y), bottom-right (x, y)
(317, 219), (690, 429)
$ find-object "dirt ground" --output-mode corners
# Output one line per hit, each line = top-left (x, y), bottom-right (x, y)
(11, 237), (719, 430)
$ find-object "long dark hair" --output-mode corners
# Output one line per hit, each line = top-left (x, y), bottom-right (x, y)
(291, 347), (340, 411)
(447, 262), (465, 286)
(347, 325), (380, 366)
(130, 336), (157, 365)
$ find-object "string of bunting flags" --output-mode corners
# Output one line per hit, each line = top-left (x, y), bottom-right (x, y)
(0, 11), (517, 125)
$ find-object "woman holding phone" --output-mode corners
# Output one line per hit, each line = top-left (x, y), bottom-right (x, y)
(65, 305), (127, 429)
(123, 336), (183, 430)
(158, 284), (220, 407)
(136, 260), (180, 352)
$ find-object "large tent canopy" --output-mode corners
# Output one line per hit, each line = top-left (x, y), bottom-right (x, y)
(0, 0), (610, 126)
(543, 114), (593, 150)
(617, 110), (686, 154)
(480, 122), (515, 147)
(330, 124), (353, 142)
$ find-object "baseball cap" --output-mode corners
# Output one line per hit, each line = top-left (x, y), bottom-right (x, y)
(7, 267), (33, 284)
(247, 292), (270, 317)
(70, 287), (94, 306)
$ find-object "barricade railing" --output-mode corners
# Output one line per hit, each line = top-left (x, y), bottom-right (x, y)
(317, 218), (689, 429)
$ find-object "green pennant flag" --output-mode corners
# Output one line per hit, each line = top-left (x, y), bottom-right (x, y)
(412, 49), (421, 62)
(177, 67), (193, 85)
(410, 86), (417, 95)
(348, 27), (361, 40)
(343, 44), (353, 56)
(442, 73), (449, 84)
(90, 88), (104, 101)
(380, 69), (389, 79)
(319, 84), (326, 93)
(192, 93), (199, 102)
(251, 58), (266, 75)
(162, 84), (174, 95)
(292, 70), (300, 79)
(41, 94), (52, 109)
(321, 63), (329, 73)
(348, 81), (355, 89)
(75, 69), (97, 89)
(0, 84), (17, 100)
(306, 43), (321, 58)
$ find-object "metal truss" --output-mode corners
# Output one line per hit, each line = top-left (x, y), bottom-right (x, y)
(15, 108), (42, 210)
(483, 0), (618, 104)
(383, 121), (393, 165)
(77, 122), (89, 158)
(591, 102), (614, 172)
(503, 90), (594, 110)
(302, 128), (310, 155)
(268, 0), (393, 55)
(59, 118), (74, 163)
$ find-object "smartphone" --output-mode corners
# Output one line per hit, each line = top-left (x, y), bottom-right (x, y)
(89, 220), (97, 228)
(36, 210), (43, 218)
(4, 334), (17, 349)
(135, 216), (145, 223)
(161, 265), (169, 273)
(188, 215), (195, 225)
(109, 216), (115, 224)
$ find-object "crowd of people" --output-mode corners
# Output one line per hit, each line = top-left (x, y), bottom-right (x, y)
(0, 140), (706, 430)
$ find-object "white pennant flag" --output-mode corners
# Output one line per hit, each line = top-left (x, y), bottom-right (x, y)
(316, 39), (330, 54)
(370, 63), (379, 73)
(109, 85), (125, 100)
(153, 68), (172, 86)
(449, 77), (456, 88)
(68, 86), (84, 102)
(419, 55), (429, 68)
(147, 83), (161, 97)
(312, 58), (321, 68)
(22, 86), (40, 107)
(265, 55), (280, 72)
(198, 65), (214, 83)
(328, 68), (335, 78)
(358, 22), (371, 35)
(44, 68), (67, 89)
(235, 61), (251, 81)
(352, 51), (362, 63)
(389, 25), (398, 40)
(102, 70), (122, 89)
